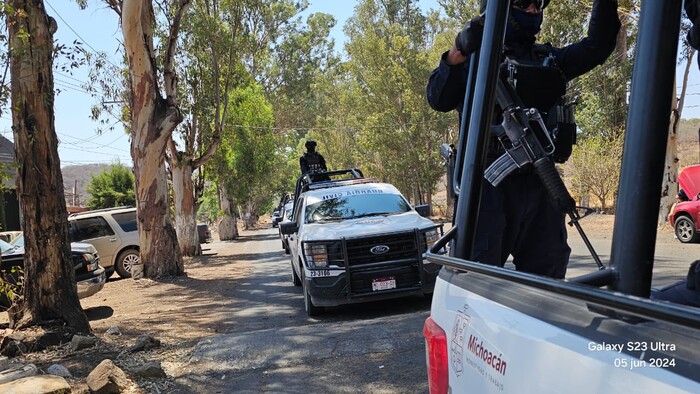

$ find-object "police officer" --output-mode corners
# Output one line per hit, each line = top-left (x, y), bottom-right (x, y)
(300, 140), (328, 176)
(426, 0), (620, 278)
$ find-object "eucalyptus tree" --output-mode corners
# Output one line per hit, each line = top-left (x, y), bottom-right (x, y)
(209, 84), (276, 234)
(344, 0), (445, 205)
(169, 0), (300, 254)
(659, 5), (696, 224)
(5, 1), (90, 331)
(262, 11), (338, 137)
(311, 68), (366, 171)
(84, 0), (192, 278)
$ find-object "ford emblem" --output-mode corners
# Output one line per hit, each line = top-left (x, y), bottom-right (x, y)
(370, 245), (390, 255)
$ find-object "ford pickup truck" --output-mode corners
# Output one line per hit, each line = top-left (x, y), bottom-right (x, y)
(280, 169), (444, 316)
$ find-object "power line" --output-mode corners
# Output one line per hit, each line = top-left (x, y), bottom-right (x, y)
(44, 0), (123, 71)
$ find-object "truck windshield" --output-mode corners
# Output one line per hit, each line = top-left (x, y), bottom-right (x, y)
(305, 194), (411, 223)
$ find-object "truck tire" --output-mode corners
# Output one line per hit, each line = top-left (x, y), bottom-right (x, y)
(674, 216), (700, 243)
(292, 261), (302, 286)
(302, 268), (322, 316)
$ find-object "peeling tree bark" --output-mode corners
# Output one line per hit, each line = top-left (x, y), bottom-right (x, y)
(171, 162), (200, 256)
(6, 1), (90, 332)
(218, 184), (238, 240)
(659, 94), (680, 226)
(123, 0), (190, 277)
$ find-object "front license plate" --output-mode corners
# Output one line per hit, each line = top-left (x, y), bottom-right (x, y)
(371, 277), (396, 291)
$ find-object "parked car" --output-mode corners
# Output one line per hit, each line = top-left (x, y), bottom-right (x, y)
(271, 208), (282, 228)
(0, 231), (22, 244)
(669, 164), (700, 243)
(272, 194), (294, 228)
(197, 223), (213, 243)
(68, 206), (140, 278)
(278, 201), (294, 254)
(0, 236), (106, 309)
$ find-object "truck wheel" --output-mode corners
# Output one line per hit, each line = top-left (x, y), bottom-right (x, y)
(302, 268), (322, 316)
(115, 248), (140, 278)
(674, 216), (700, 243)
(292, 262), (302, 286)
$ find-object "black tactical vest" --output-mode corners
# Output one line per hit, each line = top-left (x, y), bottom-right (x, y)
(501, 43), (567, 112)
(498, 43), (575, 163)
(304, 153), (323, 172)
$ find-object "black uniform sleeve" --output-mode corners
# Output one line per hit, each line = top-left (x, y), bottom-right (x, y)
(426, 51), (470, 113)
(300, 156), (308, 174)
(319, 154), (328, 171)
(554, 0), (621, 81)
(685, 0), (700, 50)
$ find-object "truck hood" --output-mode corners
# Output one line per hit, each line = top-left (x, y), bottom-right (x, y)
(679, 164), (700, 201)
(301, 212), (437, 240)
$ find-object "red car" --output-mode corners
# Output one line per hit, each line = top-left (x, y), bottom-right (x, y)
(669, 164), (700, 243)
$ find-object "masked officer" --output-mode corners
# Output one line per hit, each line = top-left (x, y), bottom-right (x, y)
(300, 140), (328, 177)
(426, 0), (620, 278)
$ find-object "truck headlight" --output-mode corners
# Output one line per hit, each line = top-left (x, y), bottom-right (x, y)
(424, 229), (439, 248)
(304, 244), (329, 268)
(423, 228), (446, 254)
(81, 253), (100, 272)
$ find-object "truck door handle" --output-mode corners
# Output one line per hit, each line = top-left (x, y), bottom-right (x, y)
(109, 238), (117, 242)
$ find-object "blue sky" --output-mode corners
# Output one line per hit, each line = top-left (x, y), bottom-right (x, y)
(0, 1), (695, 167)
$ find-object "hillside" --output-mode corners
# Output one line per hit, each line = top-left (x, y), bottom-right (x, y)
(678, 118), (700, 169)
(61, 163), (111, 206)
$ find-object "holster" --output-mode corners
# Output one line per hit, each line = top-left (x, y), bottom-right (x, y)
(552, 122), (576, 163)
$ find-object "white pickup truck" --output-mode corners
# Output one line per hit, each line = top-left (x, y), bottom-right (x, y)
(280, 169), (444, 316)
(424, 2), (700, 393)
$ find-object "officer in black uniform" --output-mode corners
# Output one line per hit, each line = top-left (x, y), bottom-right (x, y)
(426, 0), (620, 278)
(300, 140), (328, 178)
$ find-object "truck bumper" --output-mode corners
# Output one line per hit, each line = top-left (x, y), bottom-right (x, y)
(306, 260), (440, 307)
(77, 267), (106, 299)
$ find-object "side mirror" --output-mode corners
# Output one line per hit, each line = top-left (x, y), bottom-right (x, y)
(415, 204), (431, 218)
(280, 221), (299, 235)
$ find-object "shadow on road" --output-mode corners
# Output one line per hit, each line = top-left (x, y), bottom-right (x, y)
(83, 306), (114, 321)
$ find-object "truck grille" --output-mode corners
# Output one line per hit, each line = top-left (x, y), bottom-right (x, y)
(345, 232), (418, 266)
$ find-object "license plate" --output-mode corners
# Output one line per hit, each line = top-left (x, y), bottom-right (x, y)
(371, 277), (396, 291)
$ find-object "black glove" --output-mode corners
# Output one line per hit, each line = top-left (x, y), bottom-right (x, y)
(455, 16), (484, 56)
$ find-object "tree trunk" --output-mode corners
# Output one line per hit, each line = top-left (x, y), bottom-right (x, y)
(172, 163), (201, 256)
(123, 0), (188, 278)
(659, 91), (680, 226)
(218, 184), (238, 240)
(7, 1), (89, 332)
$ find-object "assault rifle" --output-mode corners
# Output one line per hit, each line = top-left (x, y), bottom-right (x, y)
(484, 73), (605, 270)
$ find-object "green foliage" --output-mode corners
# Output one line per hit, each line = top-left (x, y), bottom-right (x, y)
(342, 0), (447, 203)
(86, 163), (136, 210)
(263, 10), (339, 132)
(0, 265), (24, 308)
(197, 183), (222, 223)
(210, 84), (278, 216)
(565, 134), (623, 211)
